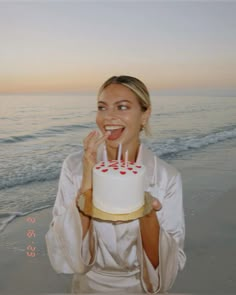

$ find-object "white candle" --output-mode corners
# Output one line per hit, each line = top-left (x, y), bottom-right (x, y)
(103, 145), (108, 166)
(136, 144), (142, 164)
(117, 143), (122, 164)
(125, 150), (128, 169)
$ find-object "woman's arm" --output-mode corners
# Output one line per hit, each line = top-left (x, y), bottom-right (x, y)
(138, 170), (186, 293)
(45, 158), (96, 274)
(46, 131), (110, 273)
(139, 200), (162, 268)
(76, 130), (110, 238)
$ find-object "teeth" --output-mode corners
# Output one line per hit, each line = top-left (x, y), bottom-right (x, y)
(105, 125), (123, 131)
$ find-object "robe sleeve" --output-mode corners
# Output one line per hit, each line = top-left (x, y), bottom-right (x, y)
(139, 172), (186, 293)
(45, 159), (97, 274)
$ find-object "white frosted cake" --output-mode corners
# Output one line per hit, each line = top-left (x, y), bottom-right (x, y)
(93, 160), (146, 214)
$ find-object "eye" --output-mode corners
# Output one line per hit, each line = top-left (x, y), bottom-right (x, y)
(118, 105), (129, 111)
(98, 105), (106, 111)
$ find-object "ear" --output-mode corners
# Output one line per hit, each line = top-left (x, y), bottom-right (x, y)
(142, 107), (151, 125)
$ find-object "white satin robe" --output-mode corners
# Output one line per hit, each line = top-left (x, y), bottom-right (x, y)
(45, 144), (186, 293)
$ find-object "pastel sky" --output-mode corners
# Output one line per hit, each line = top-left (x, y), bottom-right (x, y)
(0, 1), (236, 93)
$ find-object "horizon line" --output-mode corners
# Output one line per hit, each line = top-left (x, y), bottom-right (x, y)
(0, 88), (236, 97)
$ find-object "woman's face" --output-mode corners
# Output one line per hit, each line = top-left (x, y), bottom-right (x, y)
(96, 83), (150, 150)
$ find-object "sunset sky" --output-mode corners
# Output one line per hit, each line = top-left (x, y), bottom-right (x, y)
(0, 1), (236, 94)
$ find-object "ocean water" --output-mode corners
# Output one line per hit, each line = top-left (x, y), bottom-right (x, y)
(0, 94), (236, 232)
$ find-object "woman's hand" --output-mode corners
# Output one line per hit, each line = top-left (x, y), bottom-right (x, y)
(152, 197), (162, 211)
(79, 130), (110, 194)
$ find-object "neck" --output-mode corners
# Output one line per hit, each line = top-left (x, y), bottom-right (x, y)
(106, 141), (140, 162)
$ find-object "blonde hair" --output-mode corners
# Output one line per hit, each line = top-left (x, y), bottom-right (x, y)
(98, 75), (151, 135)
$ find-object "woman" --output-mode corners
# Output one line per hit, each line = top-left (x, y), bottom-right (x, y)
(45, 75), (186, 293)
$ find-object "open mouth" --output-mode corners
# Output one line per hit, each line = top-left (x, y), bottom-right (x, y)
(105, 125), (125, 140)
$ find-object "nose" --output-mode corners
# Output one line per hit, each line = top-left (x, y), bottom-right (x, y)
(104, 106), (118, 118)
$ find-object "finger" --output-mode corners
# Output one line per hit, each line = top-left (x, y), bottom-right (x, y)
(84, 131), (101, 153)
(85, 131), (110, 152)
(93, 131), (111, 148)
(83, 130), (97, 147)
(152, 198), (162, 211)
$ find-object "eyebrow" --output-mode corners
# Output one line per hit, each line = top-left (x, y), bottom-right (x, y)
(97, 100), (131, 105)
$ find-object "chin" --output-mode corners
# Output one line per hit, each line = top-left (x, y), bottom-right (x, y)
(105, 139), (121, 148)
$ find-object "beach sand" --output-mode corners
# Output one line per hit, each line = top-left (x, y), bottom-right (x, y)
(171, 139), (236, 293)
(0, 139), (236, 294)
(0, 207), (72, 294)
(172, 187), (236, 294)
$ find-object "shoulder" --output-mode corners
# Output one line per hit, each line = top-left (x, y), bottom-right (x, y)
(155, 155), (180, 179)
(143, 145), (179, 176)
(142, 145), (180, 189)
